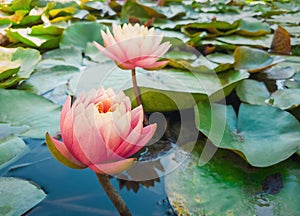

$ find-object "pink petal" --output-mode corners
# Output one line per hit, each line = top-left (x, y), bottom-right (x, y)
(93, 41), (120, 62)
(101, 28), (117, 47)
(143, 60), (169, 70)
(135, 57), (159, 68)
(73, 105), (108, 164)
(142, 35), (163, 55)
(151, 42), (171, 57)
(117, 61), (135, 70)
(89, 158), (136, 175)
(61, 104), (75, 150)
(113, 119), (144, 157)
(48, 135), (86, 167)
(60, 96), (71, 132)
(123, 123), (157, 158)
(130, 105), (143, 129)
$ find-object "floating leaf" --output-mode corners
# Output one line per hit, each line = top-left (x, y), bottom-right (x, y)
(165, 143), (300, 215)
(0, 89), (60, 138)
(0, 123), (29, 139)
(217, 34), (273, 48)
(236, 79), (270, 106)
(195, 102), (300, 167)
(234, 46), (284, 73)
(0, 177), (46, 215)
(0, 47), (40, 88)
(271, 89), (300, 110)
(60, 22), (105, 51)
(285, 71), (300, 89)
(6, 28), (60, 49)
(0, 136), (29, 169)
(237, 19), (271, 36)
(70, 58), (249, 112)
(269, 25), (291, 55)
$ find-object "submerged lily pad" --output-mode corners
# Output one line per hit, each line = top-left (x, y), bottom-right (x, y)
(165, 143), (300, 215)
(0, 177), (46, 215)
(195, 102), (300, 167)
(0, 89), (60, 138)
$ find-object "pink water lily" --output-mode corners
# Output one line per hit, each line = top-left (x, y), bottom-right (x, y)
(94, 23), (171, 70)
(46, 87), (157, 175)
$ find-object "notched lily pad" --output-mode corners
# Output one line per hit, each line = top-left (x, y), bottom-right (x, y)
(195, 102), (300, 167)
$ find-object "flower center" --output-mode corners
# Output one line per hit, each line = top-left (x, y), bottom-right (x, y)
(96, 99), (113, 113)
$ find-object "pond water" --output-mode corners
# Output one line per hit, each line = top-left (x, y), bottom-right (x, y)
(2, 138), (176, 216)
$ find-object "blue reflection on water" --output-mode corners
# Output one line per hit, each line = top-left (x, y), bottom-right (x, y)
(2, 139), (174, 216)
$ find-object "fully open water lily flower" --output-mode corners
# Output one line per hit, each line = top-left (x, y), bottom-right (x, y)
(46, 87), (157, 175)
(93, 23), (171, 70)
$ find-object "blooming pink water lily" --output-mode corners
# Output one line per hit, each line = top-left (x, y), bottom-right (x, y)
(94, 23), (171, 70)
(46, 87), (157, 175)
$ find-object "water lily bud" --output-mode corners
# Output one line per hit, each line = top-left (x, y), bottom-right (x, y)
(46, 87), (157, 175)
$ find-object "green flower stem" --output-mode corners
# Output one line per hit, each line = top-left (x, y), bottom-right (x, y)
(131, 68), (149, 125)
(96, 173), (132, 216)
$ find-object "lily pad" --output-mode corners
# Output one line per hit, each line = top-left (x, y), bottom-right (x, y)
(195, 102), (300, 167)
(0, 47), (40, 88)
(6, 28), (61, 49)
(271, 89), (300, 110)
(0, 177), (46, 215)
(234, 46), (284, 73)
(285, 71), (300, 89)
(237, 19), (271, 36)
(217, 34), (273, 48)
(0, 89), (60, 138)
(70, 58), (249, 112)
(165, 143), (300, 215)
(236, 79), (270, 106)
(59, 22), (106, 51)
(0, 136), (29, 170)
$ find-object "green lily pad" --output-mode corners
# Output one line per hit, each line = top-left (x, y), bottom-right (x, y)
(0, 177), (46, 215)
(120, 0), (163, 22)
(0, 47), (40, 88)
(6, 28), (60, 49)
(0, 0), (32, 12)
(0, 136), (29, 169)
(60, 22), (106, 51)
(217, 34), (273, 48)
(165, 143), (300, 215)
(70, 57), (249, 112)
(19, 47), (82, 94)
(237, 19), (271, 36)
(195, 102), (300, 167)
(234, 46), (284, 73)
(285, 71), (300, 89)
(271, 89), (300, 110)
(0, 89), (60, 138)
(236, 79), (270, 106)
